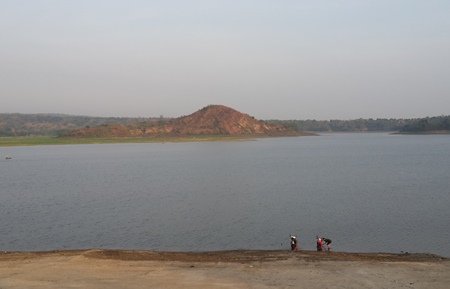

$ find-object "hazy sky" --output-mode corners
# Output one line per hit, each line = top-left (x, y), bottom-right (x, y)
(1, 1), (449, 120)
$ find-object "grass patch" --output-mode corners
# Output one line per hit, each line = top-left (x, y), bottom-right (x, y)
(0, 136), (253, 147)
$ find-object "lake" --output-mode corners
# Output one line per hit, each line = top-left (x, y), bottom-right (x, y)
(1, 133), (449, 257)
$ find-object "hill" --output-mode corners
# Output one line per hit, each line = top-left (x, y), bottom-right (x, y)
(62, 105), (311, 138)
(4, 108), (443, 137)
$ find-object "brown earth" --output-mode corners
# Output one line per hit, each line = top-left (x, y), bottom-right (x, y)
(0, 249), (448, 288)
(143, 105), (305, 136)
(63, 105), (315, 138)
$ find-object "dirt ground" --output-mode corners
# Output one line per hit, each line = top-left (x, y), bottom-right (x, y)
(0, 249), (448, 289)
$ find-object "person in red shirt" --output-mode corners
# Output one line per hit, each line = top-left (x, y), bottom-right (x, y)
(316, 236), (323, 251)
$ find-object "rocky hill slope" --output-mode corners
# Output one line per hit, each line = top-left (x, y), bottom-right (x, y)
(63, 105), (311, 137)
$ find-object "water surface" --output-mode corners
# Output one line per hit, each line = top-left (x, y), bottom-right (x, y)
(1, 133), (449, 256)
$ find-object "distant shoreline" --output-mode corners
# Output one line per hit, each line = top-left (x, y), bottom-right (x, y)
(0, 135), (314, 147)
(393, 130), (450, 135)
(0, 136), (254, 147)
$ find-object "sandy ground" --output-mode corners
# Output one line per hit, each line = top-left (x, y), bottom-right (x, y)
(0, 249), (448, 289)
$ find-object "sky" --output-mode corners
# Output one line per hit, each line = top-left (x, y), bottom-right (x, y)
(1, 0), (449, 120)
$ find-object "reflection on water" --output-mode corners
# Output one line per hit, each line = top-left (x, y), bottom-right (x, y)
(1, 133), (449, 257)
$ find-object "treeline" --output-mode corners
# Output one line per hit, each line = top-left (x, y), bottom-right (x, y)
(2, 113), (449, 137)
(0, 113), (156, 137)
(267, 118), (408, 132)
(400, 115), (450, 133)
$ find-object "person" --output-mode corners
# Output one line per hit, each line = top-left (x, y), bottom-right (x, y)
(322, 237), (332, 251)
(290, 235), (298, 251)
(316, 236), (323, 251)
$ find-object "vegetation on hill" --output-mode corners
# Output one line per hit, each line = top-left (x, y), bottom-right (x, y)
(399, 115), (450, 134)
(0, 113), (157, 137)
(267, 118), (408, 132)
